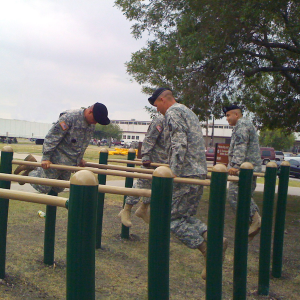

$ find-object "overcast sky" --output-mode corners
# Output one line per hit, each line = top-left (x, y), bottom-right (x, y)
(0, 0), (153, 124)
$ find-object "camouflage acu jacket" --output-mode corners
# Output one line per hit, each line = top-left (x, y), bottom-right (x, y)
(164, 103), (207, 177)
(228, 117), (262, 172)
(141, 114), (168, 164)
(42, 108), (95, 166)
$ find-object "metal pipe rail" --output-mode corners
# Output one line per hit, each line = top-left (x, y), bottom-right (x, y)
(11, 160), (211, 186)
(85, 161), (154, 174)
(0, 173), (151, 198)
(107, 158), (169, 168)
(0, 188), (67, 208)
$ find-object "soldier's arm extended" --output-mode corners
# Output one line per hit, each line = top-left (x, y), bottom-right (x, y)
(230, 126), (249, 168)
(42, 115), (71, 161)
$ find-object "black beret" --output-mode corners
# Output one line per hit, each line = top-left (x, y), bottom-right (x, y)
(222, 104), (242, 115)
(93, 103), (110, 125)
(148, 87), (171, 106)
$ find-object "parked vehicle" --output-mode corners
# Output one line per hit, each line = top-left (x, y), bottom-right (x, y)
(205, 147), (215, 161)
(275, 151), (284, 161)
(260, 147), (275, 165)
(277, 159), (300, 178)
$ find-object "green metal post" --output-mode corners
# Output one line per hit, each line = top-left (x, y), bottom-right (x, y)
(96, 148), (108, 249)
(0, 146), (13, 279)
(43, 189), (58, 265)
(272, 161), (290, 278)
(148, 166), (173, 300)
(258, 162), (277, 295)
(233, 162), (254, 300)
(121, 149), (136, 239)
(206, 164), (228, 300)
(66, 170), (98, 300)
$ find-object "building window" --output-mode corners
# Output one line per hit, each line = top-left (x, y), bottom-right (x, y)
(123, 135), (126, 139)
(132, 136), (135, 139)
(134, 122), (137, 125)
(136, 136), (139, 140)
(127, 135), (131, 139)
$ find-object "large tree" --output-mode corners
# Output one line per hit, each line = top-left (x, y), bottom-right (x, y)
(115, 0), (300, 132)
(93, 123), (122, 141)
(259, 129), (295, 150)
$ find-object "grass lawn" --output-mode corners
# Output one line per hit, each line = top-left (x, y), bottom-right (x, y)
(0, 188), (299, 299)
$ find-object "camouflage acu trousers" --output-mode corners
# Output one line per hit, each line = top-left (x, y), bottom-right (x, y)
(170, 175), (207, 249)
(125, 177), (151, 205)
(29, 167), (71, 194)
(227, 176), (259, 221)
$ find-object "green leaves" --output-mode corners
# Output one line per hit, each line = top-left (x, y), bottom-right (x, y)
(116, 0), (300, 131)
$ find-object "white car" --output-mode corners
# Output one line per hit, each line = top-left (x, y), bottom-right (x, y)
(283, 153), (300, 162)
(275, 151), (284, 161)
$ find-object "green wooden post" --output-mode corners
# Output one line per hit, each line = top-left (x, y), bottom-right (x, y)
(96, 148), (108, 249)
(272, 161), (290, 278)
(258, 162), (278, 295)
(66, 170), (98, 300)
(121, 149), (136, 239)
(43, 190), (58, 265)
(148, 166), (174, 300)
(0, 146), (13, 279)
(233, 162), (254, 300)
(206, 164), (228, 300)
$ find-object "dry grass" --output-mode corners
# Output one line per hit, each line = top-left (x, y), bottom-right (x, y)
(0, 188), (299, 299)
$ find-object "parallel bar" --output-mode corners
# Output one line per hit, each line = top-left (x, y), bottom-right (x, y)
(86, 161), (154, 174)
(12, 160), (211, 185)
(0, 188), (67, 207)
(206, 165), (228, 300)
(272, 162), (290, 278)
(233, 162), (254, 300)
(107, 158), (169, 167)
(258, 162), (278, 295)
(0, 173), (151, 197)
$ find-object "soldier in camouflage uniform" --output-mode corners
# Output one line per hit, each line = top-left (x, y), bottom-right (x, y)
(148, 88), (228, 280)
(118, 114), (168, 227)
(14, 103), (110, 194)
(223, 104), (262, 241)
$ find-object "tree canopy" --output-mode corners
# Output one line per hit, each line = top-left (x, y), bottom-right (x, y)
(93, 123), (122, 141)
(259, 129), (295, 150)
(115, 0), (300, 132)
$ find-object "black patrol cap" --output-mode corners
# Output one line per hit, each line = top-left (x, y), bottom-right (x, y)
(222, 104), (242, 115)
(93, 103), (110, 125)
(148, 87), (171, 106)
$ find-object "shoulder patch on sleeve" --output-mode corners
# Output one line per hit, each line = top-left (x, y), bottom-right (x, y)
(156, 125), (162, 132)
(59, 121), (69, 131)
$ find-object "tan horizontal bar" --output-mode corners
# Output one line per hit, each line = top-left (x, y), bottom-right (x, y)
(107, 158), (169, 168)
(12, 160), (210, 185)
(206, 174), (239, 182)
(207, 167), (265, 177)
(0, 173), (151, 197)
(85, 162), (154, 174)
(0, 188), (67, 208)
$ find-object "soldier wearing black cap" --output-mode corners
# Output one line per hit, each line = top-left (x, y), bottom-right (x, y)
(14, 103), (110, 194)
(223, 103), (262, 242)
(148, 87), (228, 280)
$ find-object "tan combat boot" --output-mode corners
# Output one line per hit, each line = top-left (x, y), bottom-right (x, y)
(198, 240), (207, 280)
(118, 204), (133, 227)
(135, 203), (150, 224)
(200, 232), (228, 280)
(14, 154), (37, 175)
(248, 211), (261, 242)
